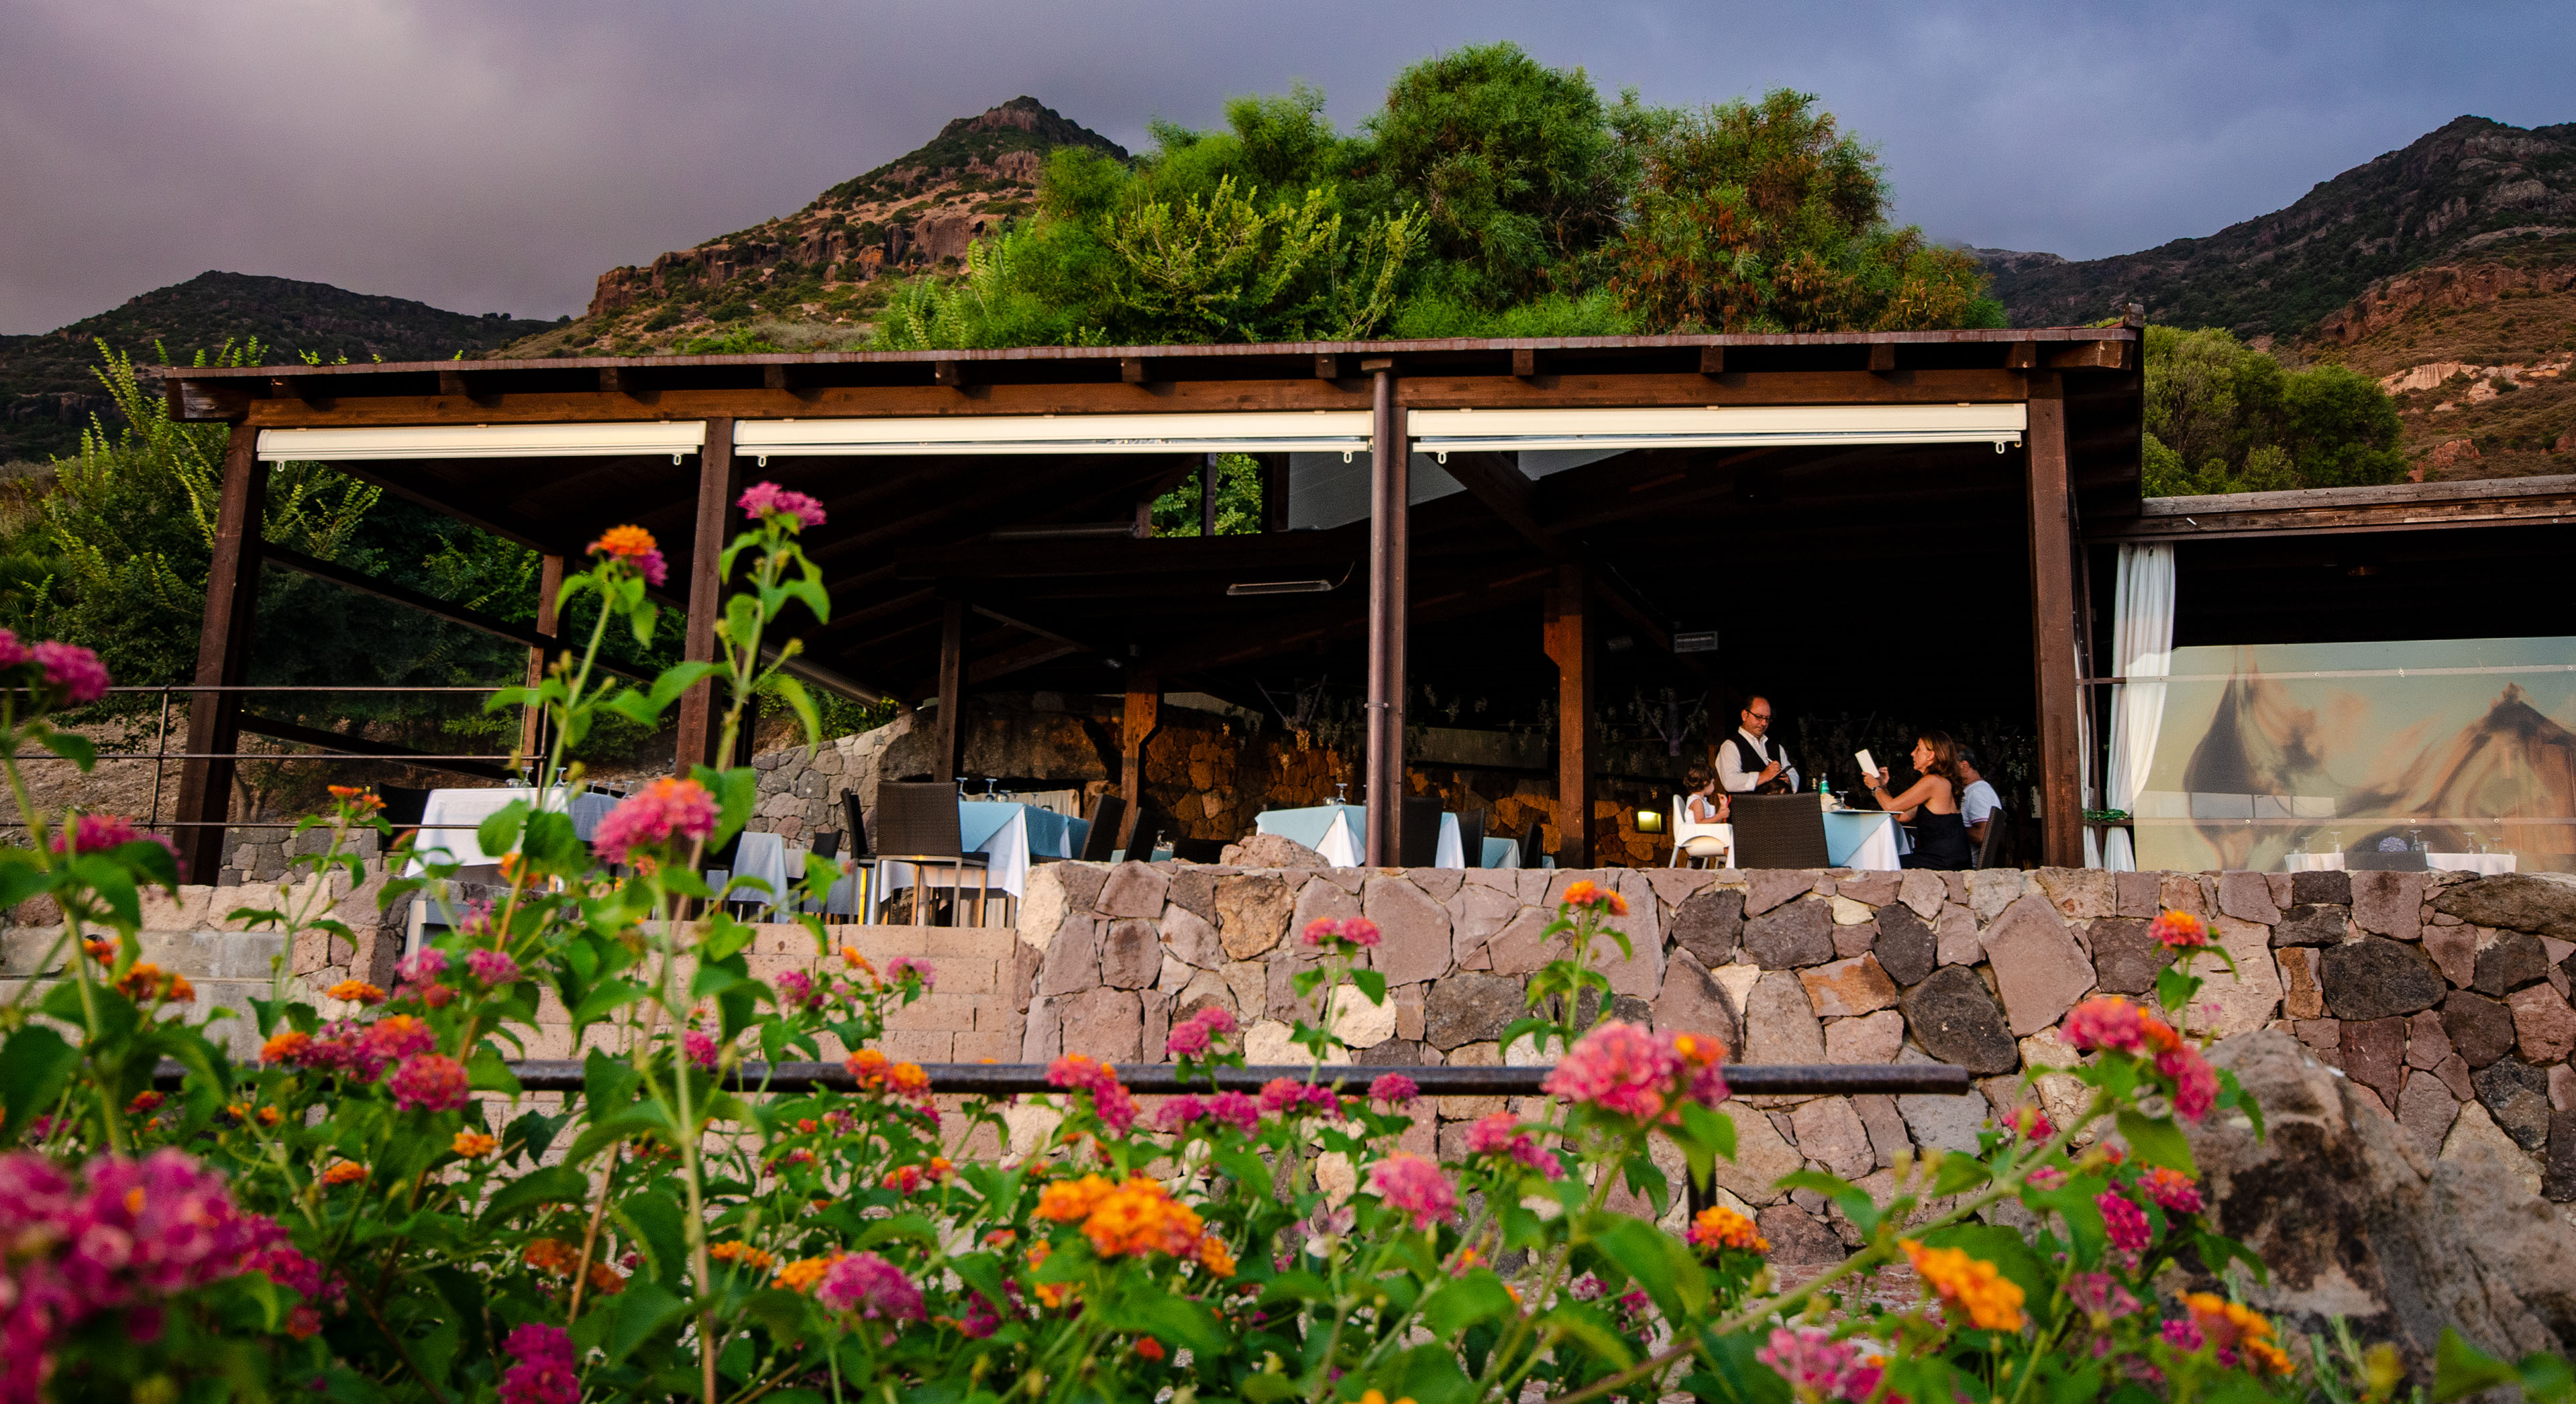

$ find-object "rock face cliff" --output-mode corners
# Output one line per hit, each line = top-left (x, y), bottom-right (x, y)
(498, 97), (1125, 359)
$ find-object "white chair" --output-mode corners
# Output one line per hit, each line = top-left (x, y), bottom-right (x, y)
(1668, 796), (1734, 869)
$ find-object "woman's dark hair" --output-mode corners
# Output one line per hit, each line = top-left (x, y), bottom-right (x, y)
(1684, 765), (1714, 794)
(1916, 731), (1968, 800)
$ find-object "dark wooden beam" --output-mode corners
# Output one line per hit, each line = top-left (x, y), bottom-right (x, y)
(172, 425), (267, 880)
(521, 553), (565, 760)
(1118, 681), (1160, 851)
(674, 421), (739, 773)
(1542, 563), (1593, 869)
(2087, 475), (2576, 541)
(2025, 376), (2083, 867)
(931, 600), (965, 782)
(2045, 340), (2129, 370)
(1199, 453), (1219, 537)
(1698, 346), (1725, 376)
(237, 715), (514, 782)
(763, 364), (821, 401)
(1364, 367), (1406, 865)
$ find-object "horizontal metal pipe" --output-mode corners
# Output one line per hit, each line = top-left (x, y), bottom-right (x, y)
(152, 1059), (1970, 1097)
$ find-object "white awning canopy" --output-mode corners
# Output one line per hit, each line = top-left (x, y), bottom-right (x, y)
(1405, 403), (2027, 452)
(734, 411), (1372, 459)
(257, 422), (708, 462)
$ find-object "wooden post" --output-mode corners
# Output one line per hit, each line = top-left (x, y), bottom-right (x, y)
(172, 423), (267, 881)
(1362, 365), (1407, 866)
(1260, 453), (1287, 533)
(1542, 563), (1594, 868)
(518, 553), (564, 763)
(2025, 375), (2084, 867)
(673, 417), (739, 773)
(1200, 453), (1220, 537)
(1116, 680), (1160, 852)
(931, 599), (965, 783)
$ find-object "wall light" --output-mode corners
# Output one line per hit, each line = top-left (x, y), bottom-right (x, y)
(1635, 808), (1664, 834)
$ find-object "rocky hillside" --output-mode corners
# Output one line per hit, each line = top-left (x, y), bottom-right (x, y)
(496, 97), (1128, 359)
(0, 272), (557, 462)
(1978, 116), (2576, 337)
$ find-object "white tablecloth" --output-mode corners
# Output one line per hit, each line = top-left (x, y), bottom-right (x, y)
(1255, 806), (1467, 867)
(878, 801), (1087, 902)
(1823, 810), (1906, 871)
(407, 787), (619, 873)
(2285, 852), (2517, 874)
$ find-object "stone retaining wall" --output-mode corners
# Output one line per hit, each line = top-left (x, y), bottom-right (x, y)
(1014, 861), (2576, 1248)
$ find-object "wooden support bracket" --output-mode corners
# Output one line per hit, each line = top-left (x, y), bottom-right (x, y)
(1511, 347), (1539, 381)
(763, 364), (821, 401)
(1697, 346), (1726, 376)
(1313, 354), (1345, 380)
(1867, 343), (1896, 374)
(934, 360), (968, 388)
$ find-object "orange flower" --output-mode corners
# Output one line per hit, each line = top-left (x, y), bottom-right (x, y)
(1687, 1205), (1770, 1254)
(327, 979), (386, 1006)
(586, 1262), (627, 1296)
(321, 1160), (368, 1186)
(926, 1156), (955, 1181)
(710, 1241), (777, 1271)
(587, 525), (658, 559)
(2180, 1293), (2293, 1375)
(166, 972), (195, 1002)
(1134, 1338), (1166, 1361)
(774, 1256), (838, 1293)
(328, 785), (386, 812)
(1196, 1234), (1236, 1277)
(839, 945), (875, 972)
(886, 1062), (931, 1097)
(83, 938), (114, 963)
(1027, 1238), (1075, 1309)
(1672, 1032), (1723, 1066)
(451, 1131), (499, 1157)
(258, 1106), (282, 1127)
(116, 963), (170, 1000)
(127, 1091), (164, 1116)
(1080, 1178), (1204, 1259)
(261, 1030), (311, 1063)
(1035, 1173), (1118, 1223)
(1900, 1238), (2025, 1332)
(1563, 879), (1602, 907)
(523, 1238), (581, 1275)
(846, 1048), (890, 1087)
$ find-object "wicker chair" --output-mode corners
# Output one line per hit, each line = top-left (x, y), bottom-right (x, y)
(1730, 794), (1830, 870)
(1976, 812), (2008, 871)
(1518, 824), (1548, 870)
(873, 781), (990, 925)
(1399, 796), (1445, 867)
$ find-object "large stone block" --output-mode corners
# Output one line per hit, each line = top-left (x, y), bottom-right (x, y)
(1364, 877), (1453, 987)
(1287, 873), (1360, 946)
(1896, 1046), (1990, 1150)
(1898, 966), (2018, 1075)
(2349, 871), (2424, 940)
(2320, 937), (2445, 1020)
(1964, 869), (2023, 921)
(1980, 895), (2097, 1036)
(1791, 1097), (1873, 1179)
(1670, 887), (1745, 969)
(1100, 920), (1160, 989)
(1873, 904), (1936, 986)
(1707, 1102), (1803, 1205)
(2507, 985), (2576, 1064)
(2288, 868), (2351, 906)
(1036, 916), (1100, 996)
(1059, 987), (1142, 1062)
(1653, 949), (1742, 1058)
(1160, 903), (1226, 969)
(1744, 869), (1813, 918)
(1800, 955), (1898, 1018)
(1824, 1008), (1904, 1065)
(2422, 926), (2479, 987)
(2034, 868), (2113, 920)
(2396, 1074), (2461, 1160)
(1214, 873), (1294, 960)
(1097, 861), (1169, 919)
(2442, 990), (2518, 1069)
(1898, 870), (1947, 921)
(2271, 904), (2350, 947)
(2276, 947), (2324, 1021)
(1935, 905), (1982, 966)
(2431, 872), (2576, 940)
(1742, 971), (1828, 1066)
(1424, 972), (1525, 1052)
(2114, 870), (2164, 917)
(1481, 907), (1558, 976)
(2473, 931), (2551, 996)
(1743, 896), (1837, 969)
(1448, 881), (1519, 970)
(2339, 1018), (2408, 1108)
(2192, 916), (2285, 1039)
(2471, 1056), (2553, 1152)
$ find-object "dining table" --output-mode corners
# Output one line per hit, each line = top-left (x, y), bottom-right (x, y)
(404, 786), (622, 875)
(1821, 808), (1909, 871)
(1254, 805), (1470, 867)
(873, 799), (1092, 912)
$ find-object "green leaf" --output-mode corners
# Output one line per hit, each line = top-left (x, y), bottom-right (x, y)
(0, 854), (55, 914)
(2433, 1328), (2520, 1403)
(1543, 1305), (1637, 1371)
(0, 1026), (81, 1141)
(466, 1046), (522, 1095)
(1352, 969), (1387, 1004)
(1681, 1101), (1737, 1163)
(476, 800), (531, 862)
(2116, 1108), (2199, 1177)
(521, 810), (584, 870)
(38, 727), (96, 770)
(1930, 1153), (1994, 1197)
(582, 1277), (687, 1365)
(478, 1163), (590, 1224)
(1423, 1269), (1517, 1335)
(1595, 1216), (1705, 1321)
(2153, 965), (2198, 1015)
(769, 674), (822, 751)
(615, 1191), (691, 1288)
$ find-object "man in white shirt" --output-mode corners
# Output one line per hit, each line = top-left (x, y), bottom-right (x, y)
(1717, 696), (1799, 795)
(1958, 746), (2002, 856)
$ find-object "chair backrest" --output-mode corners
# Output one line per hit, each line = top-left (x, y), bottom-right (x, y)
(838, 792), (871, 859)
(810, 829), (842, 862)
(1731, 794), (1831, 869)
(1399, 796), (1444, 867)
(1519, 823), (1547, 869)
(704, 828), (742, 868)
(1976, 812), (2006, 869)
(875, 781), (963, 861)
(1169, 836), (1228, 863)
(1456, 809), (1487, 869)
(1079, 795), (1126, 863)
(377, 784), (434, 829)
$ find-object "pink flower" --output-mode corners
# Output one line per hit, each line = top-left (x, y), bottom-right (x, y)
(292, 1020), (390, 1082)
(2066, 1271), (2140, 1319)
(0, 629), (25, 669)
(1165, 1006), (1238, 1058)
(737, 481), (827, 529)
(815, 1251), (923, 1321)
(1046, 1054), (1137, 1134)
(885, 956), (935, 987)
(500, 1323), (579, 1404)
(1154, 1095), (1206, 1132)
(591, 777), (719, 865)
(2098, 1188), (2151, 1256)
(2161, 1317), (2204, 1352)
(2157, 1044), (2218, 1122)
(1203, 1090), (1260, 1131)
(2140, 1167), (2204, 1215)
(1366, 1153), (1457, 1228)
(395, 948), (449, 986)
(391, 1054), (469, 1112)
(30, 641), (109, 704)
(364, 1015), (437, 1061)
(1464, 1112), (1564, 1180)
(773, 969), (819, 1010)
(2062, 997), (2152, 1054)
(1756, 1326), (1873, 1401)
(467, 949), (521, 985)
(1300, 916), (1381, 949)
(1541, 1021), (1729, 1124)
(49, 814), (152, 856)
(1367, 1073), (1419, 1105)
(2026, 1166), (2066, 1191)
(2148, 910), (2208, 949)
(684, 1030), (720, 1070)
(1258, 1078), (1340, 1118)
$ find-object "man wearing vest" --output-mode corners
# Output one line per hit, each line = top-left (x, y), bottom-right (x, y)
(1717, 696), (1801, 796)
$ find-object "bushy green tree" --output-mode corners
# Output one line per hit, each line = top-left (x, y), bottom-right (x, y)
(2141, 325), (2406, 496)
(1606, 89), (2002, 333)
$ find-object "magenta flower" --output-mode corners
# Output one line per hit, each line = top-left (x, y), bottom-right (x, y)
(815, 1250), (923, 1321)
(364, 1015), (438, 1061)
(1757, 1326), (1872, 1401)
(1154, 1094), (1206, 1132)
(2066, 1271), (2141, 1319)
(1366, 1153), (1458, 1228)
(1258, 1078), (1340, 1118)
(1300, 916), (1381, 949)
(1044, 1053), (1137, 1133)
(885, 956), (935, 987)
(2061, 997), (2153, 1054)
(1166, 1005), (1238, 1058)
(0, 628), (26, 669)
(30, 640), (109, 705)
(1463, 1112), (1562, 1179)
(50, 813), (140, 855)
(394, 948), (449, 985)
(293, 1020), (391, 1082)
(1203, 1090), (1260, 1131)
(390, 1053), (470, 1112)
(500, 1322), (580, 1404)
(1367, 1073), (1419, 1105)
(684, 1030), (720, 1070)
(2140, 1167), (2205, 1215)
(2098, 1188), (2152, 1256)
(591, 777), (719, 865)
(466, 949), (521, 986)
(2157, 1044), (2219, 1122)
(773, 969), (819, 1010)
(1541, 1020), (1729, 1124)
(738, 481), (828, 529)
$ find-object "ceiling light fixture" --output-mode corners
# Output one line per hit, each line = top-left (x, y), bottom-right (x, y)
(1226, 579), (1336, 596)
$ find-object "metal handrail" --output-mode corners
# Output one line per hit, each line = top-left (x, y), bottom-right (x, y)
(151, 1059), (1970, 1098)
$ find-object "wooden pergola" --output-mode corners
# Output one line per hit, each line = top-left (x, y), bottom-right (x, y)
(160, 328), (2155, 877)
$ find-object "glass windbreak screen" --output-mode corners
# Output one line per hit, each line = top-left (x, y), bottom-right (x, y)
(2133, 636), (2576, 874)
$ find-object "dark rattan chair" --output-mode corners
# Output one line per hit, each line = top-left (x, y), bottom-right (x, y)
(1042, 794), (1123, 865)
(1399, 796), (1445, 867)
(873, 781), (990, 925)
(1731, 794), (1831, 870)
(1976, 812), (2007, 870)
(1518, 824), (1547, 870)
(377, 785), (435, 830)
(1456, 809), (1487, 869)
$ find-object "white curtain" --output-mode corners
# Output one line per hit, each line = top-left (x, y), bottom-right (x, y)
(2101, 544), (2177, 872)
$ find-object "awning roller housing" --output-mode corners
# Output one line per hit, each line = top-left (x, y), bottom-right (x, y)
(737, 411), (1373, 457)
(258, 422), (708, 461)
(1405, 403), (2027, 451)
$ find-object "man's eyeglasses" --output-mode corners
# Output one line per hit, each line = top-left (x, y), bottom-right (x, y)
(1744, 712), (1772, 722)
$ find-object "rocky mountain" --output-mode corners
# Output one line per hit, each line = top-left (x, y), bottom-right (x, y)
(1978, 116), (2576, 337)
(1976, 117), (2576, 480)
(0, 272), (557, 462)
(496, 97), (1128, 360)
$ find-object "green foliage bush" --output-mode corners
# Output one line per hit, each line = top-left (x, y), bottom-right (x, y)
(2142, 327), (2408, 496)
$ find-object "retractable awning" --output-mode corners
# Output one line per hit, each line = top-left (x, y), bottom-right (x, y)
(1405, 403), (2027, 452)
(257, 422), (709, 461)
(735, 411), (1373, 460)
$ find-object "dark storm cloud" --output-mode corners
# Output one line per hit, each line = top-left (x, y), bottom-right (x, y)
(3, 0), (2569, 333)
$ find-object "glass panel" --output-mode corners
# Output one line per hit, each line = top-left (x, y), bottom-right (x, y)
(2133, 635), (2576, 874)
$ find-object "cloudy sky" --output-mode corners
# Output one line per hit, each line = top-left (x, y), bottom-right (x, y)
(3, 0), (2569, 333)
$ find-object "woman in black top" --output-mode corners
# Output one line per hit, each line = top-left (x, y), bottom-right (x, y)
(1867, 731), (1975, 871)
